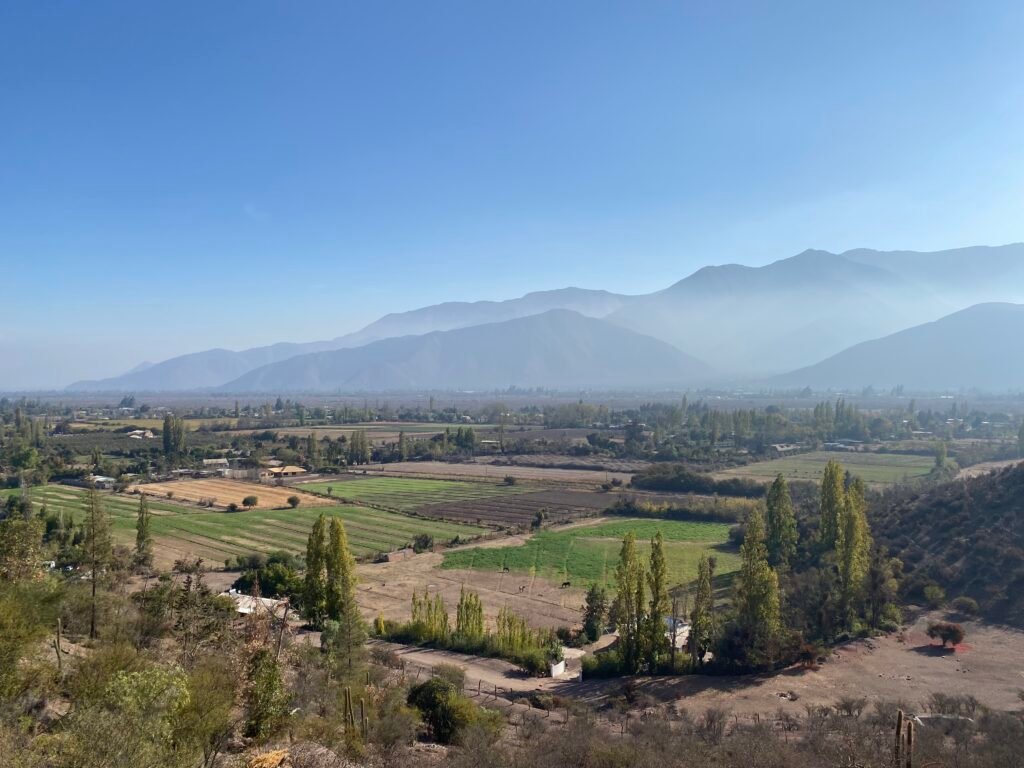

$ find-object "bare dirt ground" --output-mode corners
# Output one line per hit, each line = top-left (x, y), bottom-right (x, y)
(957, 457), (1024, 480)
(130, 478), (331, 510)
(361, 460), (632, 487)
(471, 454), (650, 474)
(354, 549), (586, 631)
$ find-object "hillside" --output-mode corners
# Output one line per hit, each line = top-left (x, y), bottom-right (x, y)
(67, 287), (630, 391)
(219, 309), (712, 392)
(871, 463), (1024, 627)
(774, 303), (1024, 391)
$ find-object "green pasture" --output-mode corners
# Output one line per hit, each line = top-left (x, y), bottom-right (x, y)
(296, 476), (528, 511)
(716, 450), (935, 485)
(441, 518), (738, 590)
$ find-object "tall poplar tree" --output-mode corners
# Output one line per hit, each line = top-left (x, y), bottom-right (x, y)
(84, 486), (113, 639)
(134, 495), (153, 569)
(324, 517), (365, 672)
(819, 459), (846, 549)
(613, 532), (644, 673)
(765, 474), (797, 568)
(734, 507), (780, 656)
(644, 531), (670, 671)
(838, 477), (871, 623)
(688, 554), (716, 667)
(455, 587), (484, 643)
(302, 514), (328, 627)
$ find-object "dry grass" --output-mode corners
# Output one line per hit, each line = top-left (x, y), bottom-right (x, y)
(129, 478), (332, 509)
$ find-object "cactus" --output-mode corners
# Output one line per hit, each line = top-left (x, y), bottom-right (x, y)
(894, 709), (904, 766)
(905, 719), (914, 768)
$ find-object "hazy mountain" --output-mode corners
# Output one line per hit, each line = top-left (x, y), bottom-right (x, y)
(67, 288), (630, 391)
(773, 303), (1024, 391)
(219, 309), (711, 392)
(605, 249), (949, 374)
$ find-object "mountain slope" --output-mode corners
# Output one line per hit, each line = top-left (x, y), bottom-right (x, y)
(219, 309), (711, 392)
(67, 287), (631, 391)
(871, 462), (1024, 626)
(605, 249), (947, 374)
(774, 303), (1024, 391)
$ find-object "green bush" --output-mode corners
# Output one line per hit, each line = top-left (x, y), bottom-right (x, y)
(950, 596), (979, 616)
(923, 584), (946, 609)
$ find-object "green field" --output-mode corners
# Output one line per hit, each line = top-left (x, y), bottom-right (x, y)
(4, 485), (487, 563)
(297, 476), (527, 511)
(716, 450), (935, 486)
(442, 519), (739, 589)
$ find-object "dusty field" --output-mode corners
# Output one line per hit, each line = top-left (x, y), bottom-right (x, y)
(471, 454), (650, 474)
(957, 457), (1024, 480)
(129, 478), (332, 509)
(414, 489), (614, 528)
(355, 548), (586, 631)
(362, 460), (632, 487)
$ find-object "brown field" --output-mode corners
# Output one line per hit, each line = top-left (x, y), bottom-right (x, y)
(363, 460), (632, 487)
(470, 454), (650, 474)
(129, 478), (332, 509)
(414, 489), (614, 528)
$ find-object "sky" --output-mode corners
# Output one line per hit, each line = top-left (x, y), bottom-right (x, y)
(2, 1), (1024, 389)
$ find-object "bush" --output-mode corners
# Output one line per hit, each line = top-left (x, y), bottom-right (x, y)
(412, 533), (434, 553)
(286, 495), (300, 509)
(226, 502), (239, 512)
(950, 596), (979, 617)
(927, 621), (965, 648)
(242, 495), (258, 509)
(581, 650), (625, 679)
(924, 584), (946, 609)
(503, 475), (517, 486)
(407, 678), (492, 745)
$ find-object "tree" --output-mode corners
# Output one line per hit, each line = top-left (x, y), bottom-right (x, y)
(242, 495), (258, 509)
(688, 554), (716, 667)
(819, 459), (845, 549)
(306, 432), (321, 471)
(134, 495), (153, 569)
(612, 532), (644, 673)
(243, 648), (287, 739)
(455, 587), (484, 644)
(837, 477), (871, 624)
(302, 514), (328, 627)
(582, 584), (607, 642)
(84, 486), (113, 639)
(733, 506), (780, 657)
(927, 621), (965, 648)
(324, 517), (365, 673)
(644, 531), (670, 670)
(398, 431), (410, 461)
(935, 441), (948, 469)
(286, 495), (300, 509)
(765, 474), (797, 568)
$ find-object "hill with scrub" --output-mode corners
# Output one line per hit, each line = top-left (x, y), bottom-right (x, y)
(871, 462), (1024, 626)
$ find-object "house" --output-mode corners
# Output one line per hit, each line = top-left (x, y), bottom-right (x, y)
(263, 465), (308, 479)
(202, 458), (230, 469)
(222, 590), (289, 619)
(88, 475), (117, 489)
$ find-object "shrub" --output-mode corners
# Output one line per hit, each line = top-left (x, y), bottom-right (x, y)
(433, 663), (466, 691)
(923, 584), (946, 609)
(927, 621), (965, 648)
(950, 596), (979, 617)
(242, 495), (259, 509)
(226, 502), (239, 512)
(286, 495), (300, 509)
(407, 678), (487, 745)
(412, 533), (434, 553)
(503, 475), (517, 486)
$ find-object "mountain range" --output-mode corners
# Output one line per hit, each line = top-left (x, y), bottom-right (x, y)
(66, 243), (1024, 393)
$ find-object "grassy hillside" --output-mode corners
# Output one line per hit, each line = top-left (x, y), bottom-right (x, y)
(871, 464), (1024, 626)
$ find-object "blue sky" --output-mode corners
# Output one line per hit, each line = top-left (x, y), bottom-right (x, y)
(2, 1), (1024, 388)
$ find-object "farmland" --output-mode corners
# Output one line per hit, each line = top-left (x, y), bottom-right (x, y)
(442, 518), (739, 589)
(415, 489), (614, 528)
(297, 476), (527, 511)
(6, 485), (487, 567)
(361, 460), (632, 486)
(715, 450), (936, 486)
(130, 478), (331, 509)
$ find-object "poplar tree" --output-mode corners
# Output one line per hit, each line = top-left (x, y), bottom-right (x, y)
(134, 495), (153, 569)
(613, 532), (644, 673)
(644, 531), (670, 671)
(84, 486), (113, 639)
(819, 459), (846, 549)
(582, 584), (608, 642)
(765, 474), (797, 568)
(302, 514), (328, 627)
(455, 587), (484, 644)
(398, 431), (410, 461)
(838, 477), (871, 623)
(734, 507), (780, 655)
(688, 554), (716, 667)
(323, 517), (365, 672)
(306, 433), (321, 471)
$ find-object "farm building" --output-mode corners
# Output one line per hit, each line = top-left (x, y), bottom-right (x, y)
(263, 465), (308, 479)
(202, 458), (229, 469)
(223, 591), (289, 619)
(88, 475), (117, 489)
(383, 547), (415, 563)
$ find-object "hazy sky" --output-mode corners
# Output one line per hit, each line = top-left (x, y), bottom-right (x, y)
(3, 1), (1024, 388)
